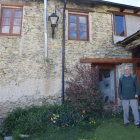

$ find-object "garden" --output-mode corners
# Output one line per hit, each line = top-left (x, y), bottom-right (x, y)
(0, 64), (140, 140)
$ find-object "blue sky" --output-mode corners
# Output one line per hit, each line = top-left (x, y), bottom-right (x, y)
(104, 0), (140, 7)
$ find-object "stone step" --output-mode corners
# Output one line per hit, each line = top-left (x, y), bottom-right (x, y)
(4, 136), (13, 140)
(4, 134), (30, 140)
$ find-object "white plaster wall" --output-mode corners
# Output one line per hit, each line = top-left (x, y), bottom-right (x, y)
(125, 15), (140, 36)
(0, 78), (61, 103)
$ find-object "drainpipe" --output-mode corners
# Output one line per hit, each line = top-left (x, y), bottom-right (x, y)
(62, 0), (67, 105)
(44, 0), (49, 61)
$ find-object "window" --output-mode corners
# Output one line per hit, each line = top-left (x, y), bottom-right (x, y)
(0, 8), (23, 36)
(68, 13), (89, 41)
(114, 14), (126, 37)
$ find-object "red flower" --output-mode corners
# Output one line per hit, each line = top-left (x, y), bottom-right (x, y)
(47, 115), (49, 118)
(72, 116), (74, 118)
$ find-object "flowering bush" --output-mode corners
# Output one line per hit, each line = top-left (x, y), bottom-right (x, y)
(65, 64), (104, 118)
(0, 125), (8, 138)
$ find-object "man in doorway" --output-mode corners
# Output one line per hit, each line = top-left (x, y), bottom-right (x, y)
(118, 66), (140, 127)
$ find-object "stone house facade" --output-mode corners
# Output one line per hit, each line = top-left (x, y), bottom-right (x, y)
(0, 0), (140, 118)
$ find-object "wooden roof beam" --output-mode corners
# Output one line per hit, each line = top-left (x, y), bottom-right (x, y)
(125, 38), (140, 51)
(76, 0), (80, 5)
(120, 7), (125, 12)
(80, 58), (132, 64)
(91, 2), (96, 8)
(134, 9), (140, 14)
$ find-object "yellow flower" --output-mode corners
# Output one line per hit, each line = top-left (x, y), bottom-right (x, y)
(112, 114), (113, 116)
(56, 114), (59, 118)
(76, 120), (78, 122)
(110, 123), (111, 124)
(66, 124), (69, 126)
(95, 138), (96, 139)
(53, 114), (55, 116)
(51, 118), (53, 121)
(83, 110), (85, 114)
(113, 110), (115, 112)
(91, 139), (93, 140)
(94, 122), (96, 124)
(89, 122), (91, 124)
(91, 121), (93, 123)
(82, 115), (84, 118)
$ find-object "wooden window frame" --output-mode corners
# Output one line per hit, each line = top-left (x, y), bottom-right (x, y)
(114, 13), (127, 37)
(92, 64), (118, 106)
(107, 10), (140, 17)
(0, 7), (23, 36)
(68, 13), (89, 41)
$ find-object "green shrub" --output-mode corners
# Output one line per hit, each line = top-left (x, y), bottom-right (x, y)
(0, 125), (8, 138)
(3, 103), (82, 135)
(3, 105), (51, 135)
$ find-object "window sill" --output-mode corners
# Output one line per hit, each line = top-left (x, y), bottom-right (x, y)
(68, 39), (89, 42)
(0, 35), (21, 37)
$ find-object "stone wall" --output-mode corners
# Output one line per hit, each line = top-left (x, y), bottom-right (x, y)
(0, 0), (133, 118)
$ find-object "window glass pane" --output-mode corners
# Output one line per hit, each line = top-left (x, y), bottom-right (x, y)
(14, 10), (22, 17)
(3, 18), (11, 25)
(79, 32), (86, 39)
(137, 63), (140, 67)
(79, 24), (86, 31)
(115, 15), (125, 36)
(70, 23), (76, 30)
(70, 31), (77, 38)
(79, 17), (86, 24)
(70, 15), (76, 23)
(13, 26), (20, 34)
(2, 26), (10, 33)
(4, 10), (12, 17)
(133, 48), (140, 58)
(14, 18), (21, 25)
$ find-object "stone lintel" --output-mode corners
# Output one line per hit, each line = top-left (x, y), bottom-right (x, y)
(80, 58), (133, 64)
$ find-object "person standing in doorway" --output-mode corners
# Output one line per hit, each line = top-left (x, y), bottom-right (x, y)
(118, 66), (140, 127)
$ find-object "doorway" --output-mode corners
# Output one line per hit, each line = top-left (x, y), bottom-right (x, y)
(92, 64), (117, 105)
(133, 46), (140, 106)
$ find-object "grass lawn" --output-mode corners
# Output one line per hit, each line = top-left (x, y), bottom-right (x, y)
(94, 118), (140, 140)
(22, 117), (140, 140)
(24, 125), (97, 140)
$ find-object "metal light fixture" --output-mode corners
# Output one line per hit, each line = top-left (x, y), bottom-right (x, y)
(48, 13), (59, 38)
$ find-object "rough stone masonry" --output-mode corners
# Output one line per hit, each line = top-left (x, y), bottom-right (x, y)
(0, 0), (133, 118)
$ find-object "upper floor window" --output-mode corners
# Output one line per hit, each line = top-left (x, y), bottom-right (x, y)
(114, 14), (126, 37)
(0, 8), (23, 36)
(68, 13), (89, 41)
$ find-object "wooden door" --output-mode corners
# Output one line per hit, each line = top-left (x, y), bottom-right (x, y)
(133, 47), (140, 106)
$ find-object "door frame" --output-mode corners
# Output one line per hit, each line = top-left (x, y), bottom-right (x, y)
(132, 49), (140, 106)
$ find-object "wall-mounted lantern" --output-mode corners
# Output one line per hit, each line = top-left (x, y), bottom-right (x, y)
(48, 13), (59, 38)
